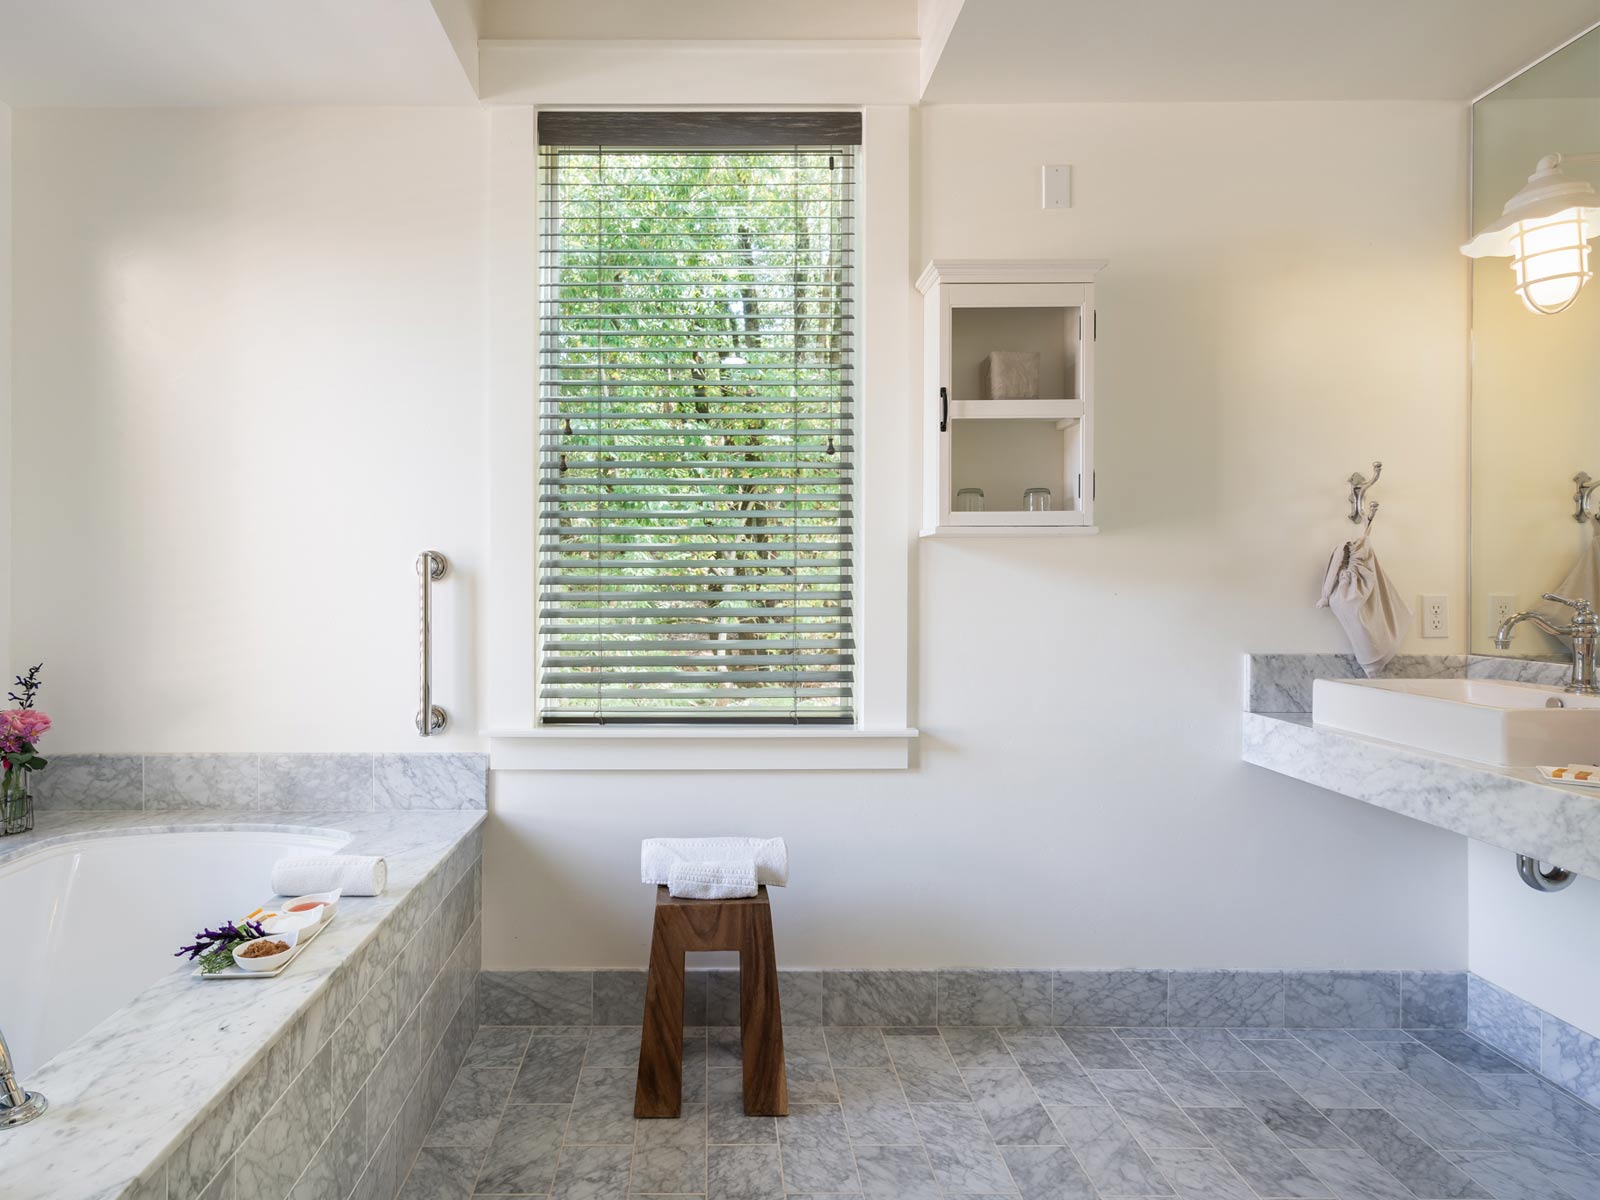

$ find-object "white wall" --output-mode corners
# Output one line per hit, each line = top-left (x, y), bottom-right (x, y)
(1, 102), (12, 685)
(8, 99), (1476, 971)
(10, 109), (488, 751)
(1468, 840), (1600, 1036)
(485, 101), (1474, 969)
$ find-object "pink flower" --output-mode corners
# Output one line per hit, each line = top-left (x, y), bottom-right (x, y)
(0, 708), (50, 754)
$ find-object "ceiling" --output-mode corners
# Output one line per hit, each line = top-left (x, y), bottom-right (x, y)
(0, 0), (479, 107)
(0, 0), (1596, 108)
(923, 0), (1600, 102)
(480, 0), (917, 41)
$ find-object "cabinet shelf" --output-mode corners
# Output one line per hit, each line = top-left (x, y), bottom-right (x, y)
(949, 399), (1084, 421)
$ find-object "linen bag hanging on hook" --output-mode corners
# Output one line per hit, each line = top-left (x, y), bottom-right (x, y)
(1316, 530), (1412, 676)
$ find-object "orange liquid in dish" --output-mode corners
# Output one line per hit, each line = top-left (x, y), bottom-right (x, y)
(288, 901), (326, 913)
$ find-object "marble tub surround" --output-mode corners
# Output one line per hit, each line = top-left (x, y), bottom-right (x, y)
(480, 968), (1468, 1030)
(1242, 711), (1600, 879)
(1, 808), (485, 1200)
(404, 1020), (1600, 1200)
(31, 751), (488, 812)
(1470, 974), (1600, 1108)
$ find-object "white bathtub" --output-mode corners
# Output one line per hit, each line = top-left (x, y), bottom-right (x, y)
(1, 828), (347, 1075)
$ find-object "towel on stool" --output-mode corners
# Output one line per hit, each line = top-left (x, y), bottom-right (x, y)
(642, 836), (788, 887)
(667, 860), (758, 900)
(271, 855), (388, 897)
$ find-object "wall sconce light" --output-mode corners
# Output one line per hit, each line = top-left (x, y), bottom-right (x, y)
(1462, 153), (1600, 315)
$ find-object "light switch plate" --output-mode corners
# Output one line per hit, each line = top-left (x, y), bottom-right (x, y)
(1042, 164), (1072, 209)
(1422, 594), (1448, 638)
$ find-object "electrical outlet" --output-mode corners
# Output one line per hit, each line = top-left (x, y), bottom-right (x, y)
(1421, 594), (1448, 638)
(1489, 594), (1517, 633)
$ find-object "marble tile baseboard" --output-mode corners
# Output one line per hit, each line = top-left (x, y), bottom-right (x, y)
(479, 968), (1468, 1031)
(32, 752), (488, 812)
(1469, 972), (1600, 1108)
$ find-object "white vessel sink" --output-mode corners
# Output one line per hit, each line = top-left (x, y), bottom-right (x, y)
(1311, 677), (1600, 767)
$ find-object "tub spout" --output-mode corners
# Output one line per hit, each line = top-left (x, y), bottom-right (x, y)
(0, 1026), (47, 1129)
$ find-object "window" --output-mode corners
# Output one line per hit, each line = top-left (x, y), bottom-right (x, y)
(537, 113), (861, 724)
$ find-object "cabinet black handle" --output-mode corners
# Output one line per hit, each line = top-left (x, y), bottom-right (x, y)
(939, 387), (949, 433)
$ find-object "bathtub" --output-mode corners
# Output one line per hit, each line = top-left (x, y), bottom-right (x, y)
(2, 827), (346, 1075)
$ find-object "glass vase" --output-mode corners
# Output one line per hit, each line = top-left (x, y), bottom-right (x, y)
(1, 766), (34, 836)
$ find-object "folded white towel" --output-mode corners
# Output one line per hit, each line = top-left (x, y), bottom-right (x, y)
(668, 860), (758, 900)
(271, 855), (388, 898)
(642, 837), (788, 887)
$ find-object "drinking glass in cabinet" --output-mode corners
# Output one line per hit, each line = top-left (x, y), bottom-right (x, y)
(956, 488), (985, 512)
(1024, 487), (1053, 512)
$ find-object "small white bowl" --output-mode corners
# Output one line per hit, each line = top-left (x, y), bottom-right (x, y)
(231, 928), (300, 973)
(282, 889), (340, 925)
(261, 908), (321, 937)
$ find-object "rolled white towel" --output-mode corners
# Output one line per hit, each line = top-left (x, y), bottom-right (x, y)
(642, 837), (788, 887)
(271, 855), (388, 898)
(668, 860), (758, 900)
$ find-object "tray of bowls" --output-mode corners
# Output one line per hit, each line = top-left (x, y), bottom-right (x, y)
(197, 889), (341, 979)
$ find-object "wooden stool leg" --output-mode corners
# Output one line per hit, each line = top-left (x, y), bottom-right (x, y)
(738, 900), (788, 1116)
(635, 908), (685, 1118)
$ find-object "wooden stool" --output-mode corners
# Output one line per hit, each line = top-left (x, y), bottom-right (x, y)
(634, 885), (787, 1118)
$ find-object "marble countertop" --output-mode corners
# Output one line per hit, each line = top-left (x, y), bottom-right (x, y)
(0, 808), (484, 1200)
(1244, 710), (1600, 878)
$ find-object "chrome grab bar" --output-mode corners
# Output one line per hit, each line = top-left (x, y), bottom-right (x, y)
(417, 551), (449, 736)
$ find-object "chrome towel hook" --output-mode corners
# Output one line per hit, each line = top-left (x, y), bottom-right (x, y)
(1348, 462), (1382, 524)
(1573, 471), (1600, 522)
(417, 551), (448, 737)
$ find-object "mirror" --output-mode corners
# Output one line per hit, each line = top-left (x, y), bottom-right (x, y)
(1472, 28), (1600, 658)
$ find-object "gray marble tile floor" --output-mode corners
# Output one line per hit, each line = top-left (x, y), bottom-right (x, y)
(398, 1022), (1600, 1198)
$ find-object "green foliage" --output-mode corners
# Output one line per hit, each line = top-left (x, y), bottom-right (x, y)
(543, 148), (855, 717)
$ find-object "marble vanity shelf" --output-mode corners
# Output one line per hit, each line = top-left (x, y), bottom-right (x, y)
(1243, 710), (1600, 878)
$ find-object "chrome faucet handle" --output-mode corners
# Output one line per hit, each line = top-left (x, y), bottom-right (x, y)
(1542, 593), (1594, 613)
(0, 1025), (48, 1129)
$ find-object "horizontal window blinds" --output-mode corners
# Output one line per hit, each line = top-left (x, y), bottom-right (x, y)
(538, 121), (857, 724)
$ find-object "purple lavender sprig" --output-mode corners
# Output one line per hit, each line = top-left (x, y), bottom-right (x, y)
(176, 918), (266, 974)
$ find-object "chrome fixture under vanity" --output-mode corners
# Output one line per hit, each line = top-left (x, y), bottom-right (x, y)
(1494, 592), (1600, 695)
(0, 1025), (46, 1129)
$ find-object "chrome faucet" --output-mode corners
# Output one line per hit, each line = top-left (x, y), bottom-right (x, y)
(1495, 592), (1600, 695)
(0, 1025), (46, 1129)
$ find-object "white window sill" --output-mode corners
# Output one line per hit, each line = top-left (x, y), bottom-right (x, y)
(487, 727), (918, 771)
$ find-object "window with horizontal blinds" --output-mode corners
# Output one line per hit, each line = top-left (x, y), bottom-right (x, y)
(537, 114), (858, 724)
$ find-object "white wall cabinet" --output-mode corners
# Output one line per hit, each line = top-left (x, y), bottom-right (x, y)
(917, 260), (1105, 536)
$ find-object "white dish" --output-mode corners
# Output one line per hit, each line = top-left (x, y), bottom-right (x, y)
(1537, 765), (1600, 788)
(198, 911), (333, 980)
(230, 928), (300, 973)
(261, 908), (321, 937)
(282, 889), (340, 925)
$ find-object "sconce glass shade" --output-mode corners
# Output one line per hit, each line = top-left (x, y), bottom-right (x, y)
(1462, 154), (1600, 315)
